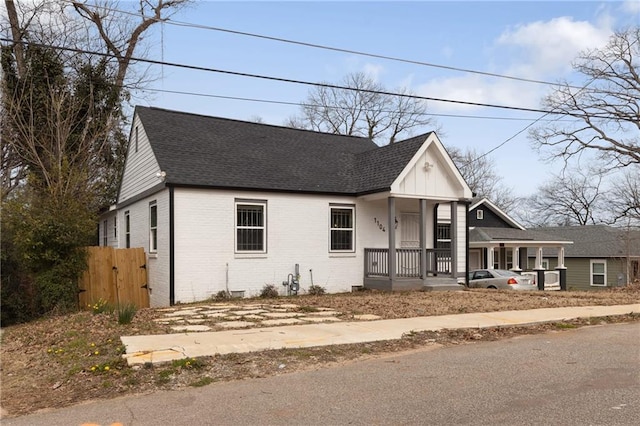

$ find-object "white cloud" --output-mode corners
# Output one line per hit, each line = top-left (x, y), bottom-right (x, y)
(362, 62), (384, 82)
(496, 16), (612, 76)
(621, 0), (640, 14)
(414, 16), (613, 113)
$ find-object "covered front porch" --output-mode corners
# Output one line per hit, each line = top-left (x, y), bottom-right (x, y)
(469, 227), (573, 290)
(360, 196), (466, 292)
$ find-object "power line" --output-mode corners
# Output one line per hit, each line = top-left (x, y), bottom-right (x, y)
(61, 0), (584, 90)
(1, 37), (573, 116)
(143, 87), (579, 122)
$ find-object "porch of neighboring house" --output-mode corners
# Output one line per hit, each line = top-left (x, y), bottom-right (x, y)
(362, 196), (465, 292)
(469, 240), (570, 290)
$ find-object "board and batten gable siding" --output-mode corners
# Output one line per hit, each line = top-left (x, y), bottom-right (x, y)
(390, 136), (470, 201)
(117, 189), (170, 307)
(469, 205), (514, 228)
(118, 114), (162, 204)
(171, 188), (393, 303)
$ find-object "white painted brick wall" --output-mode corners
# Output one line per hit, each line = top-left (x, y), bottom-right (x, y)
(117, 189), (170, 307)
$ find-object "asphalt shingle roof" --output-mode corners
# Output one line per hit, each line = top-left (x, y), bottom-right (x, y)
(470, 227), (570, 243)
(535, 225), (640, 258)
(136, 106), (427, 195)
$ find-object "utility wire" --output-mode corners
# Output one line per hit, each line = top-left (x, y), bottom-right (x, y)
(61, 0), (584, 90)
(143, 87), (578, 122)
(0, 38), (609, 118)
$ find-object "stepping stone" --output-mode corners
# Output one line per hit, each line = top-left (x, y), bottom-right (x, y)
(262, 312), (301, 318)
(242, 315), (264, 320)
(154, 317), (184, 323)
(204, 313), (229, 318)
(165, 310), (198, 317)
(170, 325), (211, 332)
(316, 307), (337, 311)
(273, 304), (299, 309)
(230, 309), (267, 316)
(216, 321), (254, 329)
(186, 319), (206, 324)
(157, 308), (177, 312)
(353, 314), (381, 320)
(200, 309), (230, 315)
(300, 317), (342, 323)
(240, 304), (264, 309)
(306, 311), (340, 317)
(261, 318), (304, 326)
(206, 304), (238, 309)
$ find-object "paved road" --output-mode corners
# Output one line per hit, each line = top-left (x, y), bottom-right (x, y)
(5, 323), (639, 425)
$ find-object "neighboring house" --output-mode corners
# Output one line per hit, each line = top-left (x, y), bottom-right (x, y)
(529, 225), (640, 291)
(101, 106), (473, 307)
(468, 198), (572, 287)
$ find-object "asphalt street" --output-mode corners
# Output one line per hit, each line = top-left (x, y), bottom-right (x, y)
(5, 322), (640, 425)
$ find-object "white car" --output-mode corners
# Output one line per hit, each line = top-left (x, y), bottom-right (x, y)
(467, 269), (536, 291)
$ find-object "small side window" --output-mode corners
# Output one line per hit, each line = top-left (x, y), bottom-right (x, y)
(476, 209), (484, 220)
(149, 202), (157, 253)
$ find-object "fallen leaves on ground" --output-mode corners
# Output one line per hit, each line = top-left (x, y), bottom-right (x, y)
(1, 285), (639, 417)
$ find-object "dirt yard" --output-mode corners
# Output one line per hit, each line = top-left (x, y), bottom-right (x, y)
(1, 286), (639, 417)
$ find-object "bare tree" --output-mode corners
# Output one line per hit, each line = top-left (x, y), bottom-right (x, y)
(2, 0), (189, 202)
(291, 72), (434, 144)
(521, 166), (605, 227)
(446, 146), (518, 212)
(530, 28), (640, 168)
(606, 166), (640, 225)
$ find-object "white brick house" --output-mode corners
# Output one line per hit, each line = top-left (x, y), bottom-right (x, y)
(103, 106), (473, 307)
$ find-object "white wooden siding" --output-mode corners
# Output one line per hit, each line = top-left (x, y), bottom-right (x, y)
(118, 114), (162, 203)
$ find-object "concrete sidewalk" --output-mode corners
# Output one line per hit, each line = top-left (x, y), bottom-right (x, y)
(121, 304), (640, 365)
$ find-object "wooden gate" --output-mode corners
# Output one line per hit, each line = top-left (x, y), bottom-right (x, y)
(79, 247), (149, 309)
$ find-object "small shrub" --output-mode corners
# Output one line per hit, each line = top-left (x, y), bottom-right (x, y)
(260, 284), (279, 298)
(213, 290), (231, 301)
(307, 284), (326, 296)
(172, 357), (205, 369)
(89, 299), (114, 315)
(117, 303), (137, 324)
(190, 377), (214, 387)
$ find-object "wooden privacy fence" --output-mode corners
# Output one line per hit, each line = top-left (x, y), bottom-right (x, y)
(79, 247), (150, 309)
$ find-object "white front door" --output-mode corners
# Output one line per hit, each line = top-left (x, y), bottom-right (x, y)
(400, 213), (420, 248)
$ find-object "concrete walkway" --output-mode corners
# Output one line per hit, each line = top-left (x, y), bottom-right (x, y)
(121, 304), (640, 365)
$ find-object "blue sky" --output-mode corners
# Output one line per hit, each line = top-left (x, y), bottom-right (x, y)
(129, 1), (639, 196)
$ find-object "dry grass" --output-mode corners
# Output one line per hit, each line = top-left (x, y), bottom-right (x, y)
(1, 285), (639, 417)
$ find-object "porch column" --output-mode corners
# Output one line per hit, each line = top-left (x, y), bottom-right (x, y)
(488, 247), (495, 269)
(534, 247), (545, 290)
(450, 201), (458, 278)
(419, 199), (427, 285)
(512, 247), (521, 271)
(556, 246), (567, 291)
(388, 197), (396, 282)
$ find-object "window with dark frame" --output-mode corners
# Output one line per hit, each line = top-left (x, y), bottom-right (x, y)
(102, 220), (108, 246)
(436, 223), (451, 250)
(330, 206), (354, 252)
(149, 202), (157, 253)
(236, 202), (266, 252)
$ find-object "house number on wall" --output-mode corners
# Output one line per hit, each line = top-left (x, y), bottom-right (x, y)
(373, 218), (386, 232)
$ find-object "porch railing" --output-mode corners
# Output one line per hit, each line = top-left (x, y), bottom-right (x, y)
(364, 248), (451, 278)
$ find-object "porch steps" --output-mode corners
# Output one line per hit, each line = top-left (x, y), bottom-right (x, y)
(422, 277), (465, 292)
